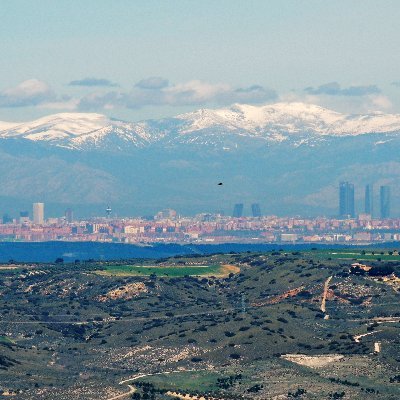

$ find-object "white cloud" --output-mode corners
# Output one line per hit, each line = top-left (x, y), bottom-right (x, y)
(39, 97), (80, 111)
(305, 82), (381, 96)
(281, 91), (393, 114)
(77, 79), (277, 110)
(69, 77), (118, 87)
(163, 80), (231, 104)
(0, 79), (55, 107)
(135, 77), (169, 90)
(369, 94), (392, 111)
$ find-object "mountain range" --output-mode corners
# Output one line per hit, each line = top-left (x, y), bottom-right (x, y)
(1, 102), (400, 217)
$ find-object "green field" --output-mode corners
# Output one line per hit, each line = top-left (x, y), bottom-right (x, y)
(310, 249), (400, 262)
(0, 335), (13, 344)
(97, 263), (238, 277)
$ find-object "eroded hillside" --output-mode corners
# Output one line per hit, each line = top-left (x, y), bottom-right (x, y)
(0, 251), (399, 399)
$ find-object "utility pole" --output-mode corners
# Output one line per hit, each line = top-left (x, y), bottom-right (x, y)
(241, 293), (246, 314)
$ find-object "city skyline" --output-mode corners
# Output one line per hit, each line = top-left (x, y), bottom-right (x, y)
(1, 180), (398, 223)
(0, 179), (397, 230)
(1, 204), (400, 245)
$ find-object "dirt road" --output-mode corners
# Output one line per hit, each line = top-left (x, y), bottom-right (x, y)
(321, 276), (332, 313)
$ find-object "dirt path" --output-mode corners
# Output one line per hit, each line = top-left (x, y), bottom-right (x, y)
(251, 286), (304, 307)
(106, 384), (136, 400)
(321, 276), (332, 313)
(353, 330), (382, 343)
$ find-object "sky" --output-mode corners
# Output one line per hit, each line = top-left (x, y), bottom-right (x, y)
(1, 0), (400, 122)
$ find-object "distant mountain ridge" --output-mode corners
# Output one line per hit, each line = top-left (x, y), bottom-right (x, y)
(1, 102), (400, 217)
(1, 102), (400, 152)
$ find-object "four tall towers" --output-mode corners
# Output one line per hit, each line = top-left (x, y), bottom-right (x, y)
(232, 185), (393, 218)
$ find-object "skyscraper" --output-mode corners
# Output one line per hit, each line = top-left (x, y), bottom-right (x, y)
(33, 202), (44, 225)
(339, 182), (355, 218)
(380, 186), (390, 219)
(365, 184), (373, 216)
(251, 203), (262, 217)
(65, 208), (73, 223)
(232, 203), (244, 218)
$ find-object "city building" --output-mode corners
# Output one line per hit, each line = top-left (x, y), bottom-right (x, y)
(1, 210), (400, 244)
(251, 203), (262, 217)
(365, 184), (373, 216)
(339, 182), (355, 218)
(380, 186), (390, 218)
(155, 209), (177, 220)
(2, 214), (13, 224)
(33, 202), (44, 225)
(233, 203), (244, 218)
(65, 208), (73, 223)
(19, 211), (30, 224)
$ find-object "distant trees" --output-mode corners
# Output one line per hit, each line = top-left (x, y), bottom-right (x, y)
(328, 392), (345, 399)
(288, 388), (307, 398)
(247, 383), (263, 392)
(368, 265), (394, 276)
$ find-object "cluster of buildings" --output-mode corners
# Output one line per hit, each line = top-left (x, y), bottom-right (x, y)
(339, 182), (391, 219)
(0, 198), (400, 243)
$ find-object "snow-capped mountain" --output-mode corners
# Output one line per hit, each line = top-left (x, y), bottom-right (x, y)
(2, 102), (400, 217)
(1, 102), (400, 151)
(0, 113), (109, 140)
(0, 113), (159, 150)
(176, 102), (400, 137)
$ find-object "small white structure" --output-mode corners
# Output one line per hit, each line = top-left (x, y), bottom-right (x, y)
(374, 342), (381, 353)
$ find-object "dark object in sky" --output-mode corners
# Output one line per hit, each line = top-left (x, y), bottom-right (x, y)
(218, 182), (223, 185)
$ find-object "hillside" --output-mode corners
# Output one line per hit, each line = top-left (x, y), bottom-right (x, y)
(0, 250), (399, 399)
